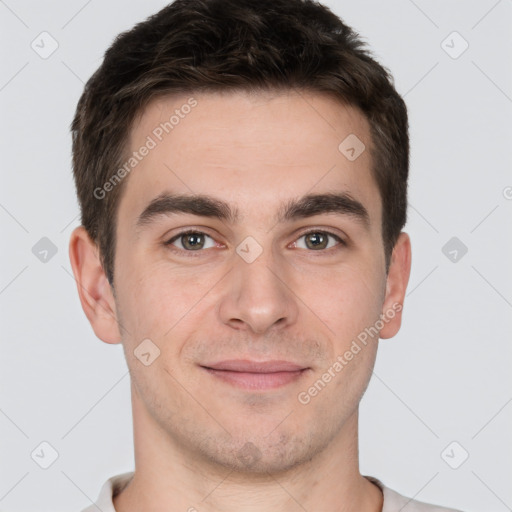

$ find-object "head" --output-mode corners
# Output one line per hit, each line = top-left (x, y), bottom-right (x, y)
(70, 0), (411, 475)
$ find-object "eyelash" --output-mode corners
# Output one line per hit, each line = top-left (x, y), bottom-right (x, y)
(163, 229), (346, 256)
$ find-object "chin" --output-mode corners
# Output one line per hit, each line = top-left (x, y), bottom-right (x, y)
(195, 430), (321, 476)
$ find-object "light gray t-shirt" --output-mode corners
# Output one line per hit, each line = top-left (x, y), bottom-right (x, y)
(81, 472), (462, 511)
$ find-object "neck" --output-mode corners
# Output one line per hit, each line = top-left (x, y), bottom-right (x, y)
(113, 388), (383, 512)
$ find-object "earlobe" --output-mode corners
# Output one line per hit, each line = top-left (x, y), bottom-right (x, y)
(379, 232), (412, 339)
(68, 226), (122, 344)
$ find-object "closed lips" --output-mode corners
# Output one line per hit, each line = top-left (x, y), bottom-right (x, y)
(201, 360), (308, 372)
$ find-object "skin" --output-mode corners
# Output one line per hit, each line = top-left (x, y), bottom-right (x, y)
(69, 90), (411, 512)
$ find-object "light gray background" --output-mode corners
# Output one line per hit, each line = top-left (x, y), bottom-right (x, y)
(1, 1), (511, 511)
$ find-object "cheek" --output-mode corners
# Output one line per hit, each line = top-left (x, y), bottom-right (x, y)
(296, 264), (385, 342)
(116, 254), (222, 343)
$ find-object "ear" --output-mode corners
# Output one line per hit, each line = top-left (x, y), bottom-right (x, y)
(68, 226), (122, 344)
(379, 232), (412, 339)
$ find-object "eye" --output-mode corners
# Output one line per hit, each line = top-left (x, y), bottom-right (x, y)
(294, 230), (344, 251)
(165, 231), (217, 251)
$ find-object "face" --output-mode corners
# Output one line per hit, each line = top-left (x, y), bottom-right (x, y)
(72, 89), (410, 475)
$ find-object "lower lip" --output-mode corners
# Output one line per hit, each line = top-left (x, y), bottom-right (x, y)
(202, 368), (308, 390)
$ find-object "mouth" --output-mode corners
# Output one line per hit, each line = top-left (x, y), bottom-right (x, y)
(200, 359), (310, 391)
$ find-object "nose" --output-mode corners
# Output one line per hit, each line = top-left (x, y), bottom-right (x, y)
(217, 246), (299, 334)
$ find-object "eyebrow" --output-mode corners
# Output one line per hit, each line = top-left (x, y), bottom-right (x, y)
(135, 191), (370, 230)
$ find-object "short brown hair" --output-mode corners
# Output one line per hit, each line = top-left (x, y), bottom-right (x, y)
(71, 0), (409, 286)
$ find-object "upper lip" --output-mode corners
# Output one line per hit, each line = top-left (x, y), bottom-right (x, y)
(202, 359), (308, 373)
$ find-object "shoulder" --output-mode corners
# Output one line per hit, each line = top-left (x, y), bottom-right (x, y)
(365, 476), (464, 512)
(80, 472), (134, 512)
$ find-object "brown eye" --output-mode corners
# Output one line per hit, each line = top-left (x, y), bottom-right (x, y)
(166, 231), (215, 251)
(295, 231), (343, 251)
(305, 232), (328, 249)
(181, 233), (204, 250)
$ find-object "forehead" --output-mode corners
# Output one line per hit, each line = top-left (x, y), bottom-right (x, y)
(118, 89), (380, 226)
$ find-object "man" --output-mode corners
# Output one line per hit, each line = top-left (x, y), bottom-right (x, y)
(69, 0), (462, 510)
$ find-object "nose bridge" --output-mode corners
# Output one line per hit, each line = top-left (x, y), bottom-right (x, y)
(218, 238), (298, 333)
